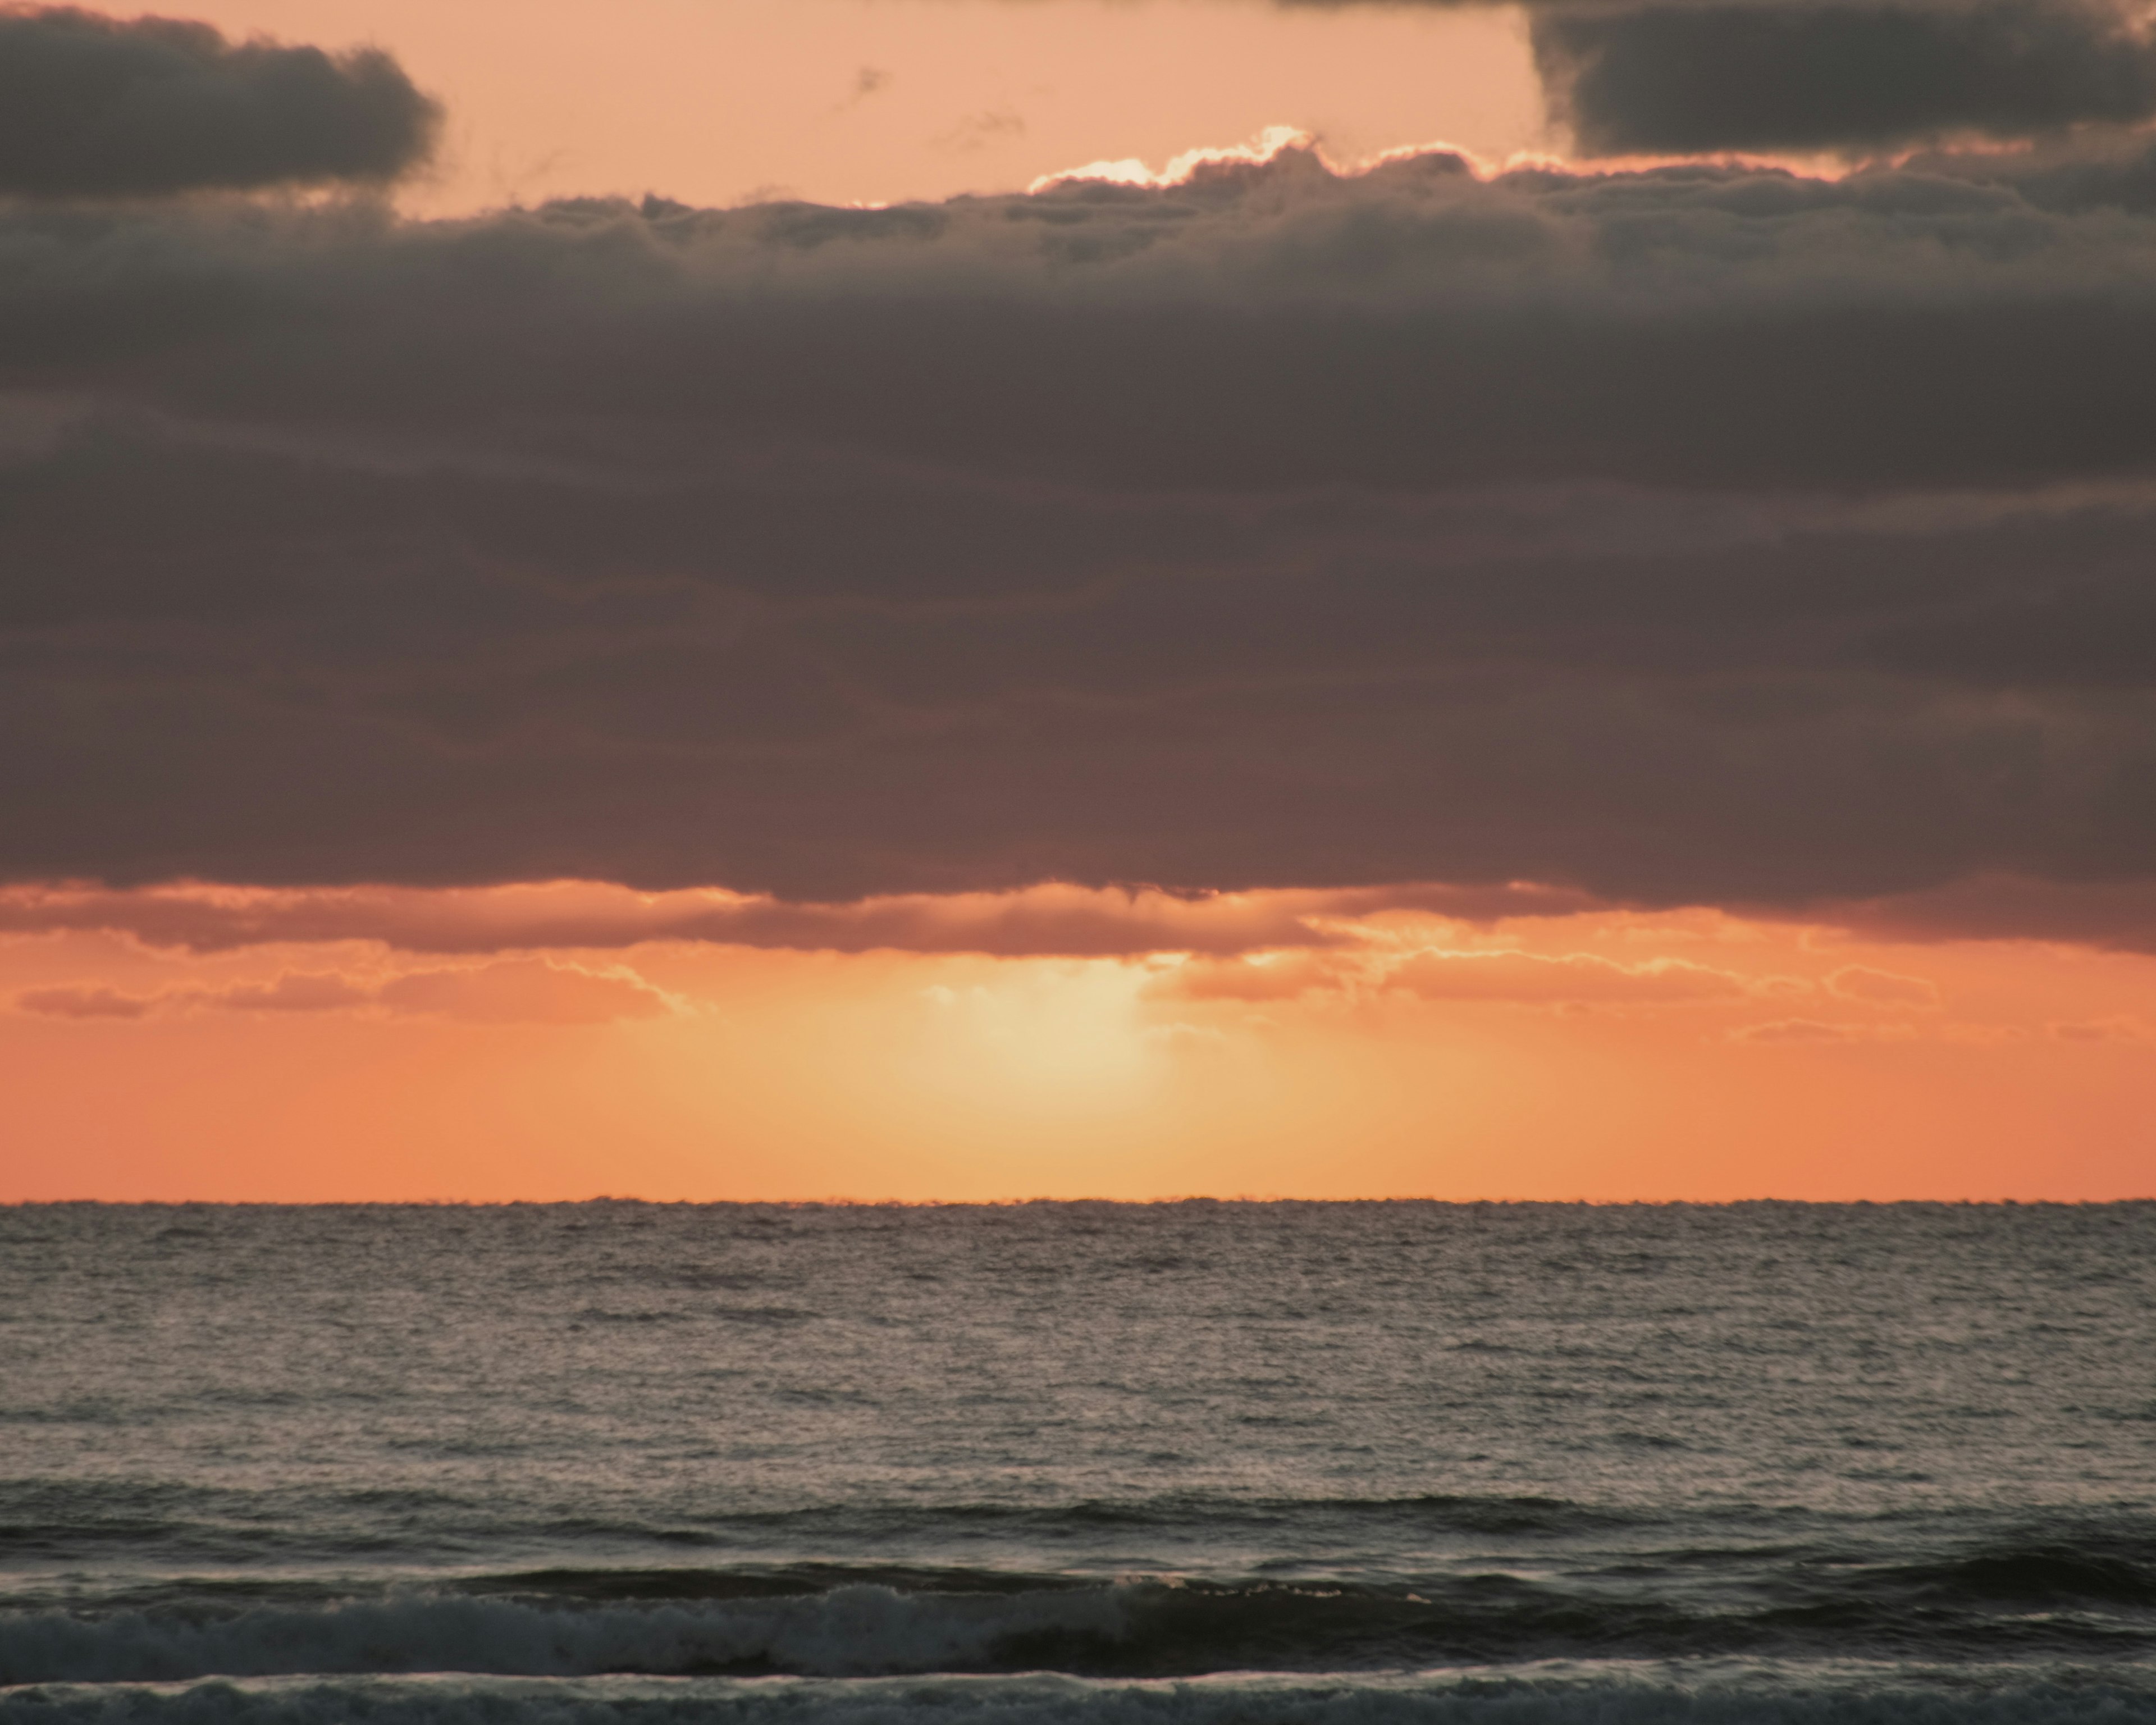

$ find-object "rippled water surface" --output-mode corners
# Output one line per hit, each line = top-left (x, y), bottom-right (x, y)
(4, 1201), (2154, 1723)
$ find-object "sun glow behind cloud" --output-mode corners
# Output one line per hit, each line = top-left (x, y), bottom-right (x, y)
(921, 965), (1158, 1098)
(4, 881), (2152, 1203)
(1029, 123), (1319, 191)
(1025, 122), (1559, 194)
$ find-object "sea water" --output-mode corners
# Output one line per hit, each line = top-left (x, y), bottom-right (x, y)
(3, 1201), (2153, 1723)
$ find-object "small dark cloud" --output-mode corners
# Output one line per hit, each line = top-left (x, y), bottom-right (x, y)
(0, 4), (440, 199)
(1534, 0), (2156, 157)
(836, 65), (890, 111)
(934, 108), (1026, 152)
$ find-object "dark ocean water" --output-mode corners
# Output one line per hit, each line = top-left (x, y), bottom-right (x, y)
(3, 1201), (2155, 1724)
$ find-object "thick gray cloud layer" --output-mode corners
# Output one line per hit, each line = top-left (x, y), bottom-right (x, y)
(4, 143), (2156, 934)
(1534, 0), (2156, 156)
(11, 149), (2156, 492)
(0, 6), (438, 198)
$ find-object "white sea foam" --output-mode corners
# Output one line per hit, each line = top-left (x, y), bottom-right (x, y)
(7, 1670), (2156, 1725)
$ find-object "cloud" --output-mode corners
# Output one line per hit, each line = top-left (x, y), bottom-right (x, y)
(837, 65), (890, 112)
(15, 983), (154, 1018)
(0, 879), (1597, 957)
(6, 141), (2156, 928)
(1825, 964), (1941, 1004)
(10, 960), (676, 1024)
(211, 971), (373, 1012)
(1386, 948), (1755, 1003)
(1159, 952), (1354, 1000)
(1534, 0), (2156, 157)
(1726, 1015), (1920, 1043)
(374, 959), (675, 1024)
(23, 139), (2156, 493)
(1156, 944), (1767, 1005)
(1811, 875), (2156, 952)
(934, 108), (1026, 153)
(2048, 1013), (2154, 1042)
(0, 6), (439, 198)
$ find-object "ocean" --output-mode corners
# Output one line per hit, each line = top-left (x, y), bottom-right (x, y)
(3, 1201), (2154, 1725)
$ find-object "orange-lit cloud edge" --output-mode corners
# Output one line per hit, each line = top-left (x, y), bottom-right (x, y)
(1025, 121), (1847, 202)
(4, 868), (2154, 1207)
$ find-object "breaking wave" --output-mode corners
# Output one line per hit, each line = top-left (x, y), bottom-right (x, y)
(0, 1587), (1126, 1686)
(5, 1549), (2156, 1687)
(7, 1671), (2156, 1725)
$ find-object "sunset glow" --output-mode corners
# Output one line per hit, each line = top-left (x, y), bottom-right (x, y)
(4, 0), (2155, 1205)
(6, 879), (2150, 1201)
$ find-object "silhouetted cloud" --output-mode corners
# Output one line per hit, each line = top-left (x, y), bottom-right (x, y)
(4, 142), (2156, 937)
(0, 6), (438, 198)
(0, 881), (1601, 958)
(1808, 875), (2156, 952)
(1534, 0), (2156, 156)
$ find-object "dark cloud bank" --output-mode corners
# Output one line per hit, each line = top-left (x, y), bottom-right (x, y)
(6, 11), (2156, 948)
(1535, 0), (2156, 156)
(0, 5), (437, 197)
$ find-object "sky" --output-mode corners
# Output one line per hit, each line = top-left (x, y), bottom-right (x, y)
(2, 0), (2155, 1201)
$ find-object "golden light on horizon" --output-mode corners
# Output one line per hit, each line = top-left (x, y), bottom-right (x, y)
(3, 882), (2150, 1203)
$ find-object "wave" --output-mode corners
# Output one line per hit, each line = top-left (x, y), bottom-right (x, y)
(17, 1481), (2156, 1577)
(0, 1487), (1643, 1540)
(7, 1668), (2156, 1725)
(1890, 1550), (2156, 1610)
(6, 1554), (2156, 1687)
(0, 1587), (1129, 1685)
(0, 1489), (1623, 1571)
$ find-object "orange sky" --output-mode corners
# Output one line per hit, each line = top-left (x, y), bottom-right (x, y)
(173, 0), (1547, 212)
(5, 883), (2152, 1202)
